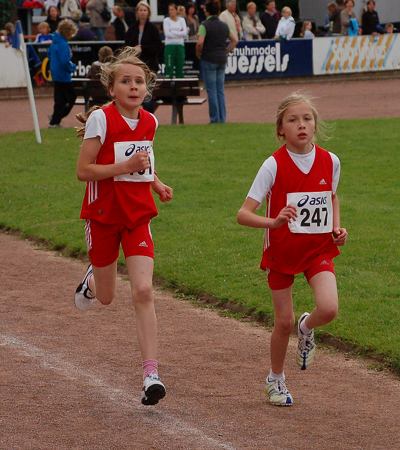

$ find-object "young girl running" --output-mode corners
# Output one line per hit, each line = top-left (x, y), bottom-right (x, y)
(237, 93), (348, 406)
(74, 47), (173, 406)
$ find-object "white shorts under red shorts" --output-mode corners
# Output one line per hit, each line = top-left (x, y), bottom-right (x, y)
(267, 254), (335, 290)
(85, 219), (154, 267)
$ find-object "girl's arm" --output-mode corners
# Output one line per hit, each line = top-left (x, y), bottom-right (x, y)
(151, 175), (173, 202)
(332, 193), (348, 245)
(76, 137), (150, 182)
(237, 197), (297, 229)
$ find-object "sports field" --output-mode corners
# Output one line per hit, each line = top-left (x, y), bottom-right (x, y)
(1, 79), (400, 449)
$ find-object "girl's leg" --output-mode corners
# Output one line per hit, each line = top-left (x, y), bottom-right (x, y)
(126, 255), (165, 405)
(126, 255), (157, 361)
(297, 271), (338, 370)
(91, 260), (118, 305)
(270, 286), (295, 374)
(306, 271), (338, 329)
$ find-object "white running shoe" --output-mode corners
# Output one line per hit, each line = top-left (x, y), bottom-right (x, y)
(141, 374), (166, 406)
(265, 377), (293, 406)
(74, 264), (97, 311)
(297, 312), (316, 370)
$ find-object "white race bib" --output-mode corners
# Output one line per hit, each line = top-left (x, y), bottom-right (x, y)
(287, 191), (333, 234)
(113, 140), (155, 182)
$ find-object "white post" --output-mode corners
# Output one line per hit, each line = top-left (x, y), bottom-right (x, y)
(15, 21), (42, 144)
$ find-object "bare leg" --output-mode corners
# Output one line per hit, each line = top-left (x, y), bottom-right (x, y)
(90, 260), (118, 305)
(304, 271), (338, 330)
(270, 286), (295, 374)
(126, 255), (157, 361)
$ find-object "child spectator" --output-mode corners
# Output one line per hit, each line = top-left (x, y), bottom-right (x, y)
(300, 20), (314, 39)
(274, 6), (295, 40)
(237, 92), (348, 406)
(385, 23), (394, 34)
(48, 19), (78, 128)
(242, 1), (265, 40)
(88, 44), (113, 79)
(34, 21), (53, 43)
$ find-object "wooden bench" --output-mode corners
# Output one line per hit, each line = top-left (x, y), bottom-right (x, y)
(71, 77), (206, 125)
(71, 78), (110, 112)
(153, 77), (206, 125)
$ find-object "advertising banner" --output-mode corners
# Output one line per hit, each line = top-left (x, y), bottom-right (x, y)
(225, 39), (313, 80)
(26, 41), (199, 86)
(313, 34), (400, 75)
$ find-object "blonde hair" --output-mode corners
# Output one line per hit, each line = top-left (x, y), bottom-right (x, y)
(276, 92), (327, 141)
(57, 19), (77, 39)
(281, 6), (292, 15)
(300, 20), (312, 37)
(76, 47), (157, 138)
(136, 0), (152, 18)
(38, 21), (51, 33)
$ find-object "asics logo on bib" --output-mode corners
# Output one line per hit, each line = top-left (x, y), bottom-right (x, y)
(297, 195), (327, 207)
(125, 143), (151, 157)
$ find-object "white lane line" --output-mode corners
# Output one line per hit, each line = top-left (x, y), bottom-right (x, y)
(1, 333), (235, 450)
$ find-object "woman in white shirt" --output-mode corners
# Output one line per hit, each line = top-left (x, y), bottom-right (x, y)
(274, 6), (295, 40)
(163, 3), (188, 78)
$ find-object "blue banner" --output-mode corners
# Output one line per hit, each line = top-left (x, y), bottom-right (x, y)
(225, 39), (313, 80)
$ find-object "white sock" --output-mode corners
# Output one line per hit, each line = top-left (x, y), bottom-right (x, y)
(300, 317), (312, 335)
(268, 370), (285, 381)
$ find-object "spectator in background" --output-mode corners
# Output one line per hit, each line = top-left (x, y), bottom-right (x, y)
(45, 0), (59, 11)
(385, 23), (394, 34)
(340, 0), (359, 36)
(112, 5), (135, 40)
(86, 0), (110, 41)
(60, 0), (82, 21)
(34, 21), (53, 42)
(48, 19), (77, 128)
(1, 22), (15, 47)
(163, 3), (187, 78)
(324, 2), (341, 35)
(242, 2), (265, 40)
(196, 0), (237, 124)
(125, 1), (162, 74)
(186, 2), (199, 40)
(361, 0), (383, 35)
(46, 5), (62, 32)
(300, 20), (314, 39)
(219, 0), (242, 41)
(260, 0), (280, 39)
(88, 44), (112, 107)
(74, 12), (97, 40)
(0, 0), (16, 29)
(274, 6), (295, 40)
(177, 5), (186, 18)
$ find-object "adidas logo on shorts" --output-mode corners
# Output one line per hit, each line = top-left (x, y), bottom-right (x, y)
(139, 241), (148, 248)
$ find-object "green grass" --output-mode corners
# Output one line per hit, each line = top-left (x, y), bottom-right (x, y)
(1, 120), (399, 371)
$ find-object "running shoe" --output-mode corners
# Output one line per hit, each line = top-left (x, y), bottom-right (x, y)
(141, 373), (166, 406)
(265, 377), (293, 406)
(297, 312), (316, 370)
(74, 264), (97, 311)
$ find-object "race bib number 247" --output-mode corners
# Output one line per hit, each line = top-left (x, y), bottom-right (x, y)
(287, 191), (333, 234)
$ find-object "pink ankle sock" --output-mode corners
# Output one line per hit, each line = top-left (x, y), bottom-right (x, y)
(143, 359), (159, 379)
